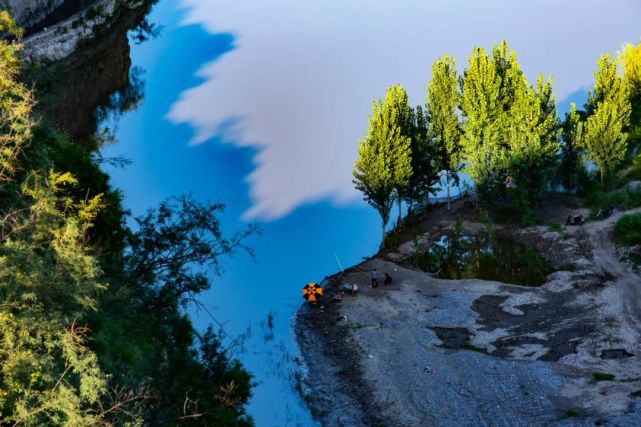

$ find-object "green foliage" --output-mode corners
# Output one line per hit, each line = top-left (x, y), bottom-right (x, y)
(592, 371), (615, 382)
(619, 153), (641, 186)
(459, 46), (502, 195)
(401, 105), (441, 206)
(460, 41), (558, 207)
(0, 11), (33, 182)
(559, 103), (585, 190)
(581, 53), (631, 184)
(382, 85), (414, 222)
(622, 42), (641, 152)
(427, 54), (461, 206)
(0, 171), (111, 425)
(478, 209), (495, 241)
(354, 85), (413, 243)
(547, 223), (562, 233)
(614, 213), (641, 247)
(560, 408), (580, 419)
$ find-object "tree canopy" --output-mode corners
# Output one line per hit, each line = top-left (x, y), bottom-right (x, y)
(353, 85), (412, 244)
(581, 53), (631, 184)
(427, 54), (461, 208)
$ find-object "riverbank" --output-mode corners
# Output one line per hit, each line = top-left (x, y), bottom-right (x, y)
(294, 197), (641, 426)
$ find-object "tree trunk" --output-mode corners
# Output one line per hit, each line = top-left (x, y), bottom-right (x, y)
(397, 195), (402, 226)
(600, 168), (604, 185)
(446, 173), (451, 210)
(381, 221), (386, 248)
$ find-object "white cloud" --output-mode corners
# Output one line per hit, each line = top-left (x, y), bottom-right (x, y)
(168, 0), (641, 220)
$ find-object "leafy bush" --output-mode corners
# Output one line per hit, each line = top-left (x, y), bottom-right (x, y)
(614, 213), (641, 246)
(592, 371), (615, 382)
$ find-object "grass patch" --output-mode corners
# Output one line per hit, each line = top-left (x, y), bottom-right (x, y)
(613, 213), (641, 247)
(383, 229), (402, 251)
(559, 408), (580, 419)
(547, 223), (563, 232)
(588, 187), (641, 212)
(592, 371), (615, 382)
(463, 342), (486, 353)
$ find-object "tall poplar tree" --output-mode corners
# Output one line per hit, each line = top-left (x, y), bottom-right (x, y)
(621, 42), (641, 150)
(384, 85), (413, 223)
(582, 53), (631, 184)
(427, 54), (461, 209)
(461, 41), (558, 208)
(460, 46), (502, 201)
(353, 86), (412, 245)
(402, 105), (441, 207)
(560, 103), (584, 190)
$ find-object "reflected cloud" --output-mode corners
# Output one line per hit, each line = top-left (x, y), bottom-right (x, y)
(169, 0), (641, 220)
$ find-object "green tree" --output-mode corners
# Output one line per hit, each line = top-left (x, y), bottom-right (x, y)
(560, 103), (584, 190)
(505, 73), (559, 212)
(581, 54), (631, 184)
(621, 42), (641, 152)
(403, 105), (441, 207)
(427, 54), (461, 209)
(0, 172), (117, 425)
(353, 86), (412, 244)
(461, 41), (558, 212)
(0, 11), (33, 183)
(383, 85), (413, 224)
(460, 45), (502, 202)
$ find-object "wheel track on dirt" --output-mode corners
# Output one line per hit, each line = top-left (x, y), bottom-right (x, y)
(586, 210), (641, 344)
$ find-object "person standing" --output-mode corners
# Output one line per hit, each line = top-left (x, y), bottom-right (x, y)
(370, 268), (378, 288)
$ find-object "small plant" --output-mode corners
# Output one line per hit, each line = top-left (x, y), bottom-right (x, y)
(383, 229), (402, 251)
(479, 209), (496, 241)
(463, 342), (486, 353)
(547, 223), (562, 232)
(560, 408), (580, 419)
(614, 213), (641, 246)
(592, 371), (615, 382)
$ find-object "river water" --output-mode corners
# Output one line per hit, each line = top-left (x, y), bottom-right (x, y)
(96, 2), (380, 425)
(39, 0), (640, 425)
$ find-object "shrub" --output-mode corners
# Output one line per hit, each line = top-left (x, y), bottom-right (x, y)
(592, 371), (615, 382)
(614, 213), (641, 246)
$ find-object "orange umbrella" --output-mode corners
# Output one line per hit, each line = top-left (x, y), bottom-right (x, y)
(302, 282), (323, 303)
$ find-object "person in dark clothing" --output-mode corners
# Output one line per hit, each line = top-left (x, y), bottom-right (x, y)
(384, 272), (393, 285)
(370, 268), (378, 287)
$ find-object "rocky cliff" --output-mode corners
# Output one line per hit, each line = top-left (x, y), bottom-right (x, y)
(0, 0), (148, 62)
(0, 0), (65, 28)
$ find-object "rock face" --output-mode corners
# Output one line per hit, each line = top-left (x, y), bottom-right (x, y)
(0, 0), (148, 62)
(22, 0), (123, 62)
(27, 0), (152, 139)
(0, 0), (65, 28)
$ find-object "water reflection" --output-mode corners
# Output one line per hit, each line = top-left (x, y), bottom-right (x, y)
(417, 230), (550, 286)
(26, 1), (157, 142)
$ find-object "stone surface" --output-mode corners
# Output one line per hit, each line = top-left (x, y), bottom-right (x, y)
(0, 0), (64, 28)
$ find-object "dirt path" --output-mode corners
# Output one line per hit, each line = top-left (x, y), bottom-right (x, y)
(585, 208), (641, 347)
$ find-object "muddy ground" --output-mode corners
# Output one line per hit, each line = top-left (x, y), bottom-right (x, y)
(294, 197), (641, 426)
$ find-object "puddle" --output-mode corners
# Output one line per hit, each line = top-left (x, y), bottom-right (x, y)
(416, 232), (550, 286)
(601, 349), (634, 360)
